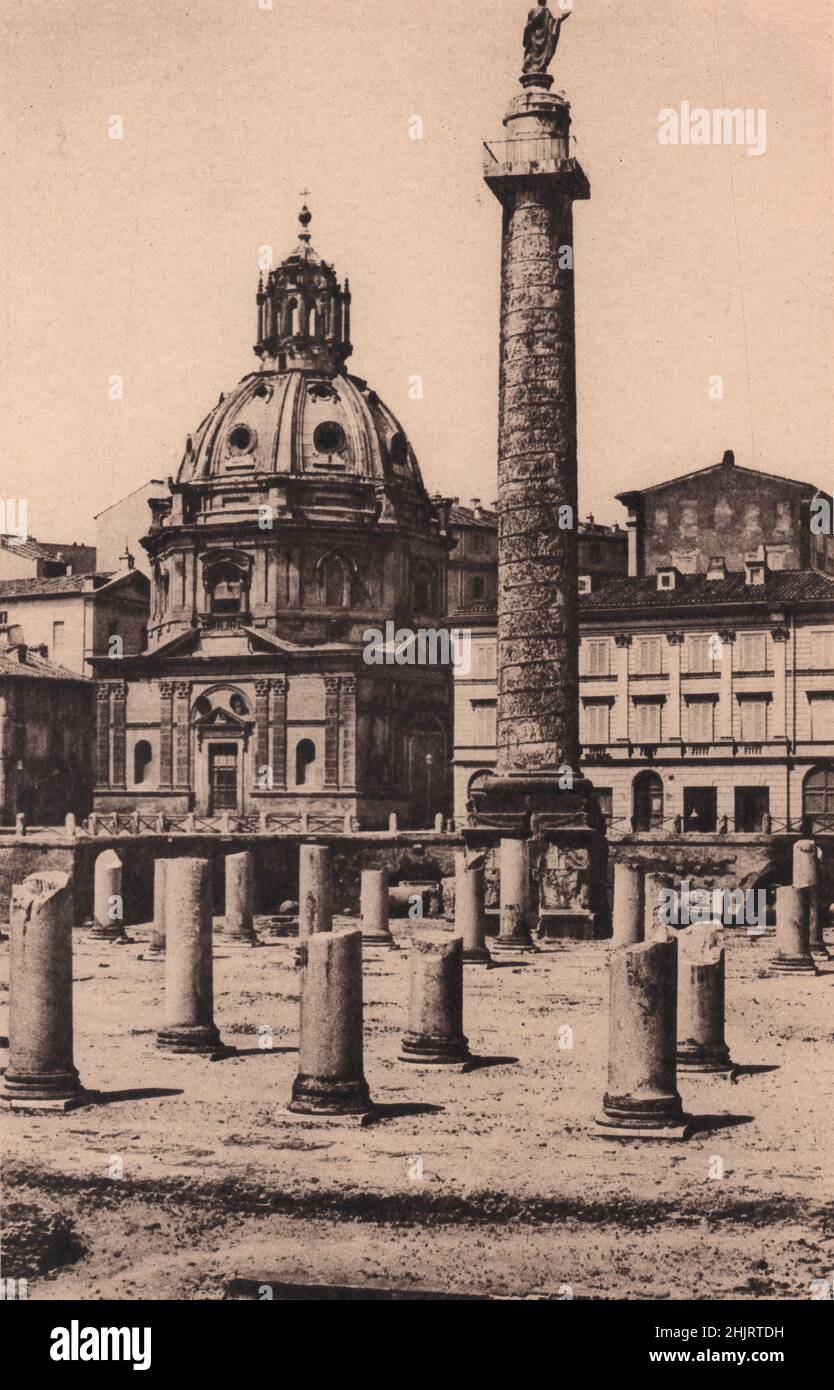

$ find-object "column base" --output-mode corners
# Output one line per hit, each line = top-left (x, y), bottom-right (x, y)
(768, 956), (818, 974)
(156, 1025), (226, 1055)
(289, 1074), (372, 1117)
(593, 1116), (692, 1141)
(676, 1042), (734, 1074)
(399, 1032), (471, 1066)
(1, 1070), (86, 1112)
(463, 946), (492, 965)
(361, 932), (399, 949)
(490, 935), (539, 954)
(88, 924), (129, 943)
(809, 943), (831, 959)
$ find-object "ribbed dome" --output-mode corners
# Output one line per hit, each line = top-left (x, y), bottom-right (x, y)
(176, 368), (424, 486)
(176, 207), (425, 490)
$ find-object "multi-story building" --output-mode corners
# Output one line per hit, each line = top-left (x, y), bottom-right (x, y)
(0, 568), (150, 676)
(0, 626), (93, 825)
(452, 452), (834, 834)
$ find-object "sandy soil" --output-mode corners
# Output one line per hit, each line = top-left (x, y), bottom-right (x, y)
(2, 919), (832, 1301)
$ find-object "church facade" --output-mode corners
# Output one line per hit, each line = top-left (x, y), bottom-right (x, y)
(91, 210), (453, 829)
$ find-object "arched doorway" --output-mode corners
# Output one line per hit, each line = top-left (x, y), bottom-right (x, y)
(632, 770), (664, 831)
(803, 764), (834, 832)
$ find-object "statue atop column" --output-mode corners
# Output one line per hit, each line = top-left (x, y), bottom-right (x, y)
(522, 1), (571, 76)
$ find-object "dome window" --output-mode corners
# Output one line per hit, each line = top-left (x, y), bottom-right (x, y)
(313, 420), (347, 460)
(228, 425), (256, 455)
(389, 432), (408, 470)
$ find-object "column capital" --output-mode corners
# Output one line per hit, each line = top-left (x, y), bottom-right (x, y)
(255, 679), (272, 697)
(175, 681), (192, 699)
(324, 676), (341, 695)
(159, 681), (175, 699)
(340, 675), (357, 696)
(111, 682), (127, 703)
(614, 634), (632, 649)
(272, 676), (289, 696)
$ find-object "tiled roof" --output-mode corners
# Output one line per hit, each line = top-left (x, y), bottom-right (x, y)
(0, 536), (96, 564)
(580, 569), (834, 610)
(0, 576), (89, 598)
(0, 648), (87, 681)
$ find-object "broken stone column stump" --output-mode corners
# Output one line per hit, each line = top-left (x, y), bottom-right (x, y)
(595, 939), (690, 1140)
(770, 885), (818, 974)
(157, 858), (227, 1054)
(612, 862), (644, 949)
(288, 927), (372, 1119)
(147, 858), (169, 959)
(492, 838), (538, 954)
(298, 844), (333, 939)
(89, 848), (127, 942)
(360, 868), (397, 948)
(399, 931), (471, 1068)
(455, 852), (491, 965)
(2, 872), (86, 1111)
(792, 839), (830, 959)
(222, 850), (259, 946)
(676, 923), (734, 1074)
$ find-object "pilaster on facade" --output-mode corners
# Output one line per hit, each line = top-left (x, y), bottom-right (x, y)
(111, 682), (127, 789)
(665, 633), (683, 742)
(174, 682), (192, 789)
(717, 630), (736, 742)
(159, 681), (175, 789)
(770, 627), (790, 744)
(323, 676), (341, 789)
(339, 676), (358, 791)
(95, 684), (112, 787)
(613, 634), (631, 741)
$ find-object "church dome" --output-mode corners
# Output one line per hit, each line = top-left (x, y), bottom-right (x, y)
(176, 209), (425, 491)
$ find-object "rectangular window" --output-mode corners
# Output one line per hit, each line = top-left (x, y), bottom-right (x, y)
(0, 611), (7, 624)
(472, 644), (497, 679)
(635, 701), (662, 743)
(583, 702), (610, 745)
(636, 637), (661, 675)
(810, 630), (834, 669)
(52, 620), (65, 649)
(471, 700), (497, 747)
(471, 533), (486, 553)
(472, 575), (485, 600)
(809, 696), (834, 742)
(686, 699), (714, 742)
(738, 633), (767, 671)
(594, 787), (613, 826)
(735, 787), (770, 832)
(686, 635), (713, 673)
(739, 697), (767, 742)
(585, 638), (610, 676)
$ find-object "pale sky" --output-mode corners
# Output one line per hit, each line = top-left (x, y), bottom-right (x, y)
(2, 0), (831, 544)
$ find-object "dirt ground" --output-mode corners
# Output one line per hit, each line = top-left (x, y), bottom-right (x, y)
(2, 918), (832, 1301)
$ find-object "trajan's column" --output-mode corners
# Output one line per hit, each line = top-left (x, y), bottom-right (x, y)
(466, 2), (608, 940)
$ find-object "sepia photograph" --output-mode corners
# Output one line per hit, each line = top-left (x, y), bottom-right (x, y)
(0, 0), (831, 1360)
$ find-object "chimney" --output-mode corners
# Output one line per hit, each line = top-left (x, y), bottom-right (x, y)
(706, 556), (727, 581)
(745, 556), (767, 586)
(722, 449), (735, 468)
(656, 566), (678, 592)
(578, 574), (592, 595)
